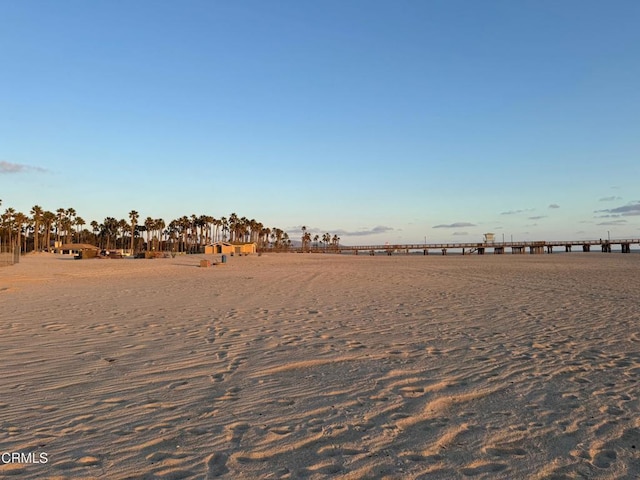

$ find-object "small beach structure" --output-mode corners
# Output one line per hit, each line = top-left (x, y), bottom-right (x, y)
(53, 243), (100, 259)
(205, 242), (257, 256)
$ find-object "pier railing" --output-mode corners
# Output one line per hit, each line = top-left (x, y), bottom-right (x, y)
(260, 239), (639, 255)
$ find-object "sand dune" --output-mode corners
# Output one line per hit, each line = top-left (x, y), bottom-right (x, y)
(1, 253), (638, 479)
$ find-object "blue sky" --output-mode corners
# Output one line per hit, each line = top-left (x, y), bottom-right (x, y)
(1, 0), (639, 244)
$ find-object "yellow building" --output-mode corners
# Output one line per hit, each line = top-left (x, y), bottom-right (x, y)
(205, 242), (257, 255)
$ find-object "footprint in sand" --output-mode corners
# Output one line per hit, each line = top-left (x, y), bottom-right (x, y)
(308, 417), (326, 433)
(226, 356), (246, 373)
(225, 422), (250, 443)
(592, 449), (617, 469)
(317, 446), (363, 457)
(600, 405), (625, 416)
(400, 453), (443, 463)
(460, 462), (507, 476)
(217, 386), (242, 402)
(206, 453), (229, 478)
(398, 386), (425, 397)
(43, 322), (69, 331)
(167, 380), (189, 390)
(484, 446), (527, 457)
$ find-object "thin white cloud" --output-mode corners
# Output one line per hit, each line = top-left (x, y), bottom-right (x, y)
(0, 161), (48, 174)
(332, 226), (395, 237)
(596, 219), (628, 226)
(500, 209), (534, 215)
(595, 201), (640, 216)
(599, 196), (622, 202)
(433, 222), (476, 229)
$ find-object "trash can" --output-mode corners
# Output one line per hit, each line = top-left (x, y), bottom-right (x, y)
(221, 255), (227, 264)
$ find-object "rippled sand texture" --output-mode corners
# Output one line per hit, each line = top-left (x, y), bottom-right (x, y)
(1, 253), (639, 479)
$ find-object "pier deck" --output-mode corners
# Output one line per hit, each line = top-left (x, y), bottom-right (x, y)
(266, 239), (639, 255)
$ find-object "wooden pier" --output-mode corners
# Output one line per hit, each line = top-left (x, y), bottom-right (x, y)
(270, 239), (639, 255)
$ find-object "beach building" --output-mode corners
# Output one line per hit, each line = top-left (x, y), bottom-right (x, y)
(205, 242), (257, 255)
(53, 243), (100, 258)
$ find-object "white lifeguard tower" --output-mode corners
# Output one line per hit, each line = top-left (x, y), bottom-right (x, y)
(483, 233), (495, 244)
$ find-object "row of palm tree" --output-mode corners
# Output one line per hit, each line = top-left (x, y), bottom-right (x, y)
(0, 200), (341, 254)
(301, 226), (340, 252)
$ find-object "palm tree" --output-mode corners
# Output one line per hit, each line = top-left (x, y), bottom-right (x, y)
(178, 216), (190, 252)
(1, 209), (12, 246)
(75, 217), (85, 243)
(154, 218), (165, 251)
(198, 215), (212, 246)
(40, 211), (54, 251)
(23, 216), (34, 253)
(5, 209), (15, 248)
(167, 220), (179, 252)
(262, 227), (271, 249)
(195, 215), (206, 250)
(66, 208), (76, 241)
(90, 220), (99, 246)
(118, 219), (128, 250)
(129, 210), (139, 253)
(273, 228), (284, 250)
(54, 208), (66, 245)
(228, 213), (238, 242)
(322, 233), (330, 251)
(144, 217), (154, 251)
(101, 217), (119, 250)
(206, 215), (215, 245)
(30, 205), (43, 252)
(213, 218), (222, 243)
(221, 217), (228, 242)
(61, 217), (73, 244)
(13, 211), (29, 252)
(135, 224), (145, 252)
(2, 209), (16, 248)
(301, 226), (315, 252)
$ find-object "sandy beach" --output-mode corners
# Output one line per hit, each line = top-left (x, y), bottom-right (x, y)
(1, 252), (638, 479)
